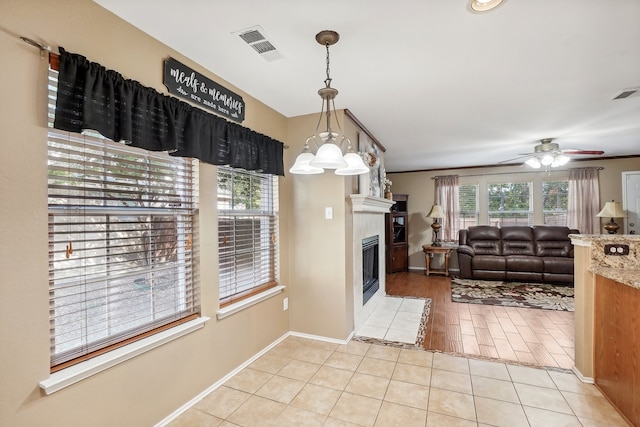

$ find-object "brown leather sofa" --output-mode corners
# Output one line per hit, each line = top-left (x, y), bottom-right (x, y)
(457, 225), (579, 285)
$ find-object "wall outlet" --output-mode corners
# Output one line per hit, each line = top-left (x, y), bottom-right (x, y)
(283, 297), (288, 311)
(604, 244), (630, 256)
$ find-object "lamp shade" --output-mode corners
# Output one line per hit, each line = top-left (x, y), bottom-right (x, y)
(427, 204), (445, 219)
(309, 143), (348, 169)
(551, 154), (570, 167)
(335, 152), (369, 175)
(470, 0), (504, 12)
(596, 201), (627, 218)
(289, 151), (324, 174)
(525, 157), (542, 169)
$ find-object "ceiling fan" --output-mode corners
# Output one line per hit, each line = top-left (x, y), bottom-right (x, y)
(502, 138), (605, 169)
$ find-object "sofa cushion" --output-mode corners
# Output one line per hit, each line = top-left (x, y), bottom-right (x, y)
(505, 255), (543, 272)
(534, 226), (574, 257)
(467, 226), (501, 255)
(472, 255), (505, 271)
(543, 257), (574, 275)
(507, 271), (544, 282)
(501, 227), (535, 256)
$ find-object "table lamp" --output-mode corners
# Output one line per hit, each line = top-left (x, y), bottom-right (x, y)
(596, 200), (627, 234)
(427, 204), (445, 246)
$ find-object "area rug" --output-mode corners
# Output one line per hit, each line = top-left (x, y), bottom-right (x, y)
(353, 297), (431, 350)
(451, 278), (574, 311)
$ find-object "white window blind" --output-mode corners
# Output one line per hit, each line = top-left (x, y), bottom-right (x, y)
(47, 68), (199, 369)
(487, 182), (533, 227)
(217, 166), (279, 304)
(543, 180), (569, 226)
(457, 184), (479, 234)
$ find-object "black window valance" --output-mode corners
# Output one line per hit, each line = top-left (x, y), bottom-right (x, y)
(53, 47), (285, 176)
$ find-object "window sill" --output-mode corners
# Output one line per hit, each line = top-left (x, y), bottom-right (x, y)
(217, 285), (286, 320)
(39, 316), (210, 395)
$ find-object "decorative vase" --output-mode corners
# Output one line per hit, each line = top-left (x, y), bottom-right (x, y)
(384, 191), (392, 200)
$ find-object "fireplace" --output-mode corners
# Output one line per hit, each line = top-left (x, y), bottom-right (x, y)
(362, 235), (379, 305)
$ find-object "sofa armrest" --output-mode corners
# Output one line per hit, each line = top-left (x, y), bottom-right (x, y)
(456, 245), (474, 279)
(457, 245), (475, 257)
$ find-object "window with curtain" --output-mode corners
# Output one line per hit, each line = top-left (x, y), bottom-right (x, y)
(568, 167), (600, 233)
(47, 69), (198, 370)
(542, 180), (569, 226)
(434, 175), (459, 242)
(218, 166), (279, 305)
(458, 184), (479, 233)
(487, 182), (533, 226)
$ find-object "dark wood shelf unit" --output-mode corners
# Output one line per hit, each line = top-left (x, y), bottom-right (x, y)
(386, 194), (409, 273)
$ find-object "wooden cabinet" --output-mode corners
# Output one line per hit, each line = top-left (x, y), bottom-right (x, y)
(386, 194), (408, 273)
(594, 275), (640, 426)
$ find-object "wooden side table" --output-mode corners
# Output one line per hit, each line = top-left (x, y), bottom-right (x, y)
(422, 245), (453, 276)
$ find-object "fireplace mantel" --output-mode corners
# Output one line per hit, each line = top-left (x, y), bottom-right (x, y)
(349, 194), (395, 213)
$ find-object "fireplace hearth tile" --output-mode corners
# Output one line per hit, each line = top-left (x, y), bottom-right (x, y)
(355, 296), (431, 349)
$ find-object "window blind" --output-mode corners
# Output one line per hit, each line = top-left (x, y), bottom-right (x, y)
(48, 68), (199, 369)
(487, 182), (533, 227)
(217, 166), (278, 304)
(458, 184), (479, 232)
(542, 180), (568, 226)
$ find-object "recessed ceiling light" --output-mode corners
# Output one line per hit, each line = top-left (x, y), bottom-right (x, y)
(469, 0), (505, 13)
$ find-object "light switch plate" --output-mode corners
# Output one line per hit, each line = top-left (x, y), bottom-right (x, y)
(325, 207), (333, 220)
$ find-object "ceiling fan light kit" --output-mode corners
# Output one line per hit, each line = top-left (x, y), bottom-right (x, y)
(522, 138), (591, 169)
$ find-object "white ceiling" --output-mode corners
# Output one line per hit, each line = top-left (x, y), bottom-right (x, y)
(94, 0), (640, 172)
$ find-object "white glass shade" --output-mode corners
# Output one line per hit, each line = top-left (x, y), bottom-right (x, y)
(551, 154), (570, 167)
(525, 157), (541, 168)
(289, 151), (324, 174)
(540, 154), (554, 166)
(309, 143), (348, 169)
(335, 152), (369, 175)
(470, 0), (504, 12)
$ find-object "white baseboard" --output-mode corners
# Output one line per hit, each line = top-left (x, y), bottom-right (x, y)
(155, 332), (291, 427)
(155, 330), (354, 426)
(572, 366), (595, 384)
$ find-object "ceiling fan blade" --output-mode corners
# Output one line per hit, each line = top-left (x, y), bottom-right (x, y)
(562, 149), (605, 155)
(498, 155), (530, 164)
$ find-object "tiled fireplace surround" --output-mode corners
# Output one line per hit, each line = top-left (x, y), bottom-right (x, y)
(350, 195), (395, 332)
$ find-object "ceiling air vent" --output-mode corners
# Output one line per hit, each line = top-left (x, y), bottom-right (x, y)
(234, 26), (283, 62)
(612, 88), (640, 100)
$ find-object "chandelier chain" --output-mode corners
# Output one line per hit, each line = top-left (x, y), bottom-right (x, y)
(324, 42), (332, 88)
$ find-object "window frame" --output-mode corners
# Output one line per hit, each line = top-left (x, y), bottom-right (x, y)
(47, 68), (199, 372)
(542, 179), (569, 226)
(456, 183), (479, 237)
(217, 165), (279, 308)
(486, 181), (534, 227)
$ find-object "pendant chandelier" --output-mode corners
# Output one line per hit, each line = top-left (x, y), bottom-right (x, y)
(289, 30), (369, 175)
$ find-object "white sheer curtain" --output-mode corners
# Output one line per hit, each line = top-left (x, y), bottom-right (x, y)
(568, 167), (600, 234)
(435, 175), (459, 242)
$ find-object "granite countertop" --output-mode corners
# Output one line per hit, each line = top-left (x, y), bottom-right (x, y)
(569, 233), (640, 242)
(591, 267), (640, 290)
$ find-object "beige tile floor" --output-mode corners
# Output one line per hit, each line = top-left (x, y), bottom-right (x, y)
(167, 335), (628, 427)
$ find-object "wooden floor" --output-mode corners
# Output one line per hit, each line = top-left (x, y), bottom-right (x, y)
(386, 271), (575, 370)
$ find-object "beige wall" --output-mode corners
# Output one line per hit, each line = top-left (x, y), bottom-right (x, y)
(0, 1), (290, 425)
(285, 110), (359, 340)
(388, 157), (640, 271)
